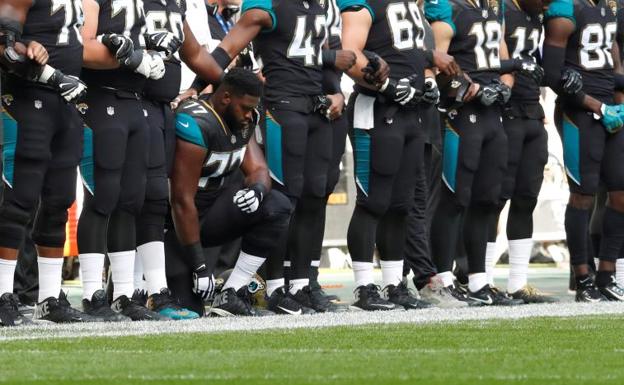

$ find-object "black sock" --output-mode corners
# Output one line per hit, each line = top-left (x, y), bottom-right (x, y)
(595, 270), (614, 288)
(565, 205), (591, 266)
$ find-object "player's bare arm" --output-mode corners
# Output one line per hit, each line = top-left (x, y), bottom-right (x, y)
(240, 135), (271, 193)
(80, 0), (120, 69)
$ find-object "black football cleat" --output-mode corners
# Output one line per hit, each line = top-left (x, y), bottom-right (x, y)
(576, 276), (606, 302)
(597, 276), (624, 301)
(351, 284), (401, 311)
(147, 288), (200, 320)
(82, 290), (131, 322)
(0, 293), (32, 326)
(267, 286), (314, 315)
(468, 284), (523, 306)
(292, 286), (346, 313)
(210, 287), (256, 316)
(309, 280), (340, 302)
(111, 290), (169, 321)
(384, 282), (434, 309)
(34, 291), (100, 323)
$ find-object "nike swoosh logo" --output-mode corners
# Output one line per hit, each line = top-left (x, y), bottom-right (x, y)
(59, 83), (73, 88)
(179, 122), (190, 128)
(375, 303), (397, 309)
(277, 306), (302, 315)
(469, 295), (493, 305)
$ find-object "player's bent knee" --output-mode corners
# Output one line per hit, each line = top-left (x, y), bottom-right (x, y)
(0, 202), (32, 249)
(32, 204), (69, 247)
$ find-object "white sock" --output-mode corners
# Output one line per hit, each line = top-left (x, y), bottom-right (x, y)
(223, 251), (265, 291)
(437, 271), (455, 288)
(352, 261), (374, 287)
(0, 258), (17, 295)
(311, 260), (320, 267)
(485, 242), (497, 286)
(616, 260), (624, 286)
(289, 278), (309, 294)
(37, 257), (64, 302)
(134, 251), (144, 292)
(380, 260), (403, 287)
(266, 278), (284, 297)
(79, 253), (104, 300)
(507, 238), (533, 293)
(138, 241), (168, 295)
(108, 250), (135, 300)
(468, 272), (488, 293)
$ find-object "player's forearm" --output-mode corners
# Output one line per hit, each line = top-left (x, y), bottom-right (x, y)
(343, 51), (377, 89)
(245, 169), (271, 193)
(81, 39), (120, 69)
(182, 48), (223, 85)
(171, 196), (201, 245)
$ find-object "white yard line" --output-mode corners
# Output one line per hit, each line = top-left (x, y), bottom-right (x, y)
(2, 302), (624, 341)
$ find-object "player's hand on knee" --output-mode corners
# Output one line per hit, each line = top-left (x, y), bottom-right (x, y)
(561, 68), (583, 95)
(99, 33), (134, 61)
(192, 266), (215, 301)
(598, 104), (624, 133)
(144, 32), (182, 58)
(233, 184), (265, 214)
(422, 77), (440, 105)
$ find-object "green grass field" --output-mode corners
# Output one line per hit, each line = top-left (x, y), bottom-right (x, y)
(1, 315), (623, 385)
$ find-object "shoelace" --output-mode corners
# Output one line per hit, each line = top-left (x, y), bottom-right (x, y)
(367, 285), (383, 300)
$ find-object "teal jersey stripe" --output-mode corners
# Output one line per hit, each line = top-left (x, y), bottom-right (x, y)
(80, 126), (95, 194)
(175, 113), (207, 148)
(241, 0), (278, 32)
(353, 128), (371, 195)
(265, 113), (284, 185)
(1, 112), (17, 187)
(442, 124), (460, 192)
(562, 116), (580, 186)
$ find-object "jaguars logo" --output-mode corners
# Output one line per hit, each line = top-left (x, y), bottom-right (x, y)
(1, 94), (13, 106)
(76, 103), (89, 115)
(608, 0), (617, 15)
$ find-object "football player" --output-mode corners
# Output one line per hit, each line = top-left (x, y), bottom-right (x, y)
(78, 0), (169, 321)
(183, 0), (357, 313)
(483, 0), (556, 303)
(0, 0), (93, 325)
(425, 0), (524, 306)
(338, 0), (456, 310)
(134, 0), (226, 320)
(543, 0), (624, 301)
(167, 68), (294, 316)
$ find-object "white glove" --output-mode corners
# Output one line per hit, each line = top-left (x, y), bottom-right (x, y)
(192, 266), (216, 301)
(122, 50), (165, 79)
(146, 51), (166, 80)
(233, 186), (263, 214)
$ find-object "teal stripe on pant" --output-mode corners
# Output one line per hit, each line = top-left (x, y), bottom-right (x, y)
(353, 128), (371, 196)
(562, 115), (581, 186)
(442, 123), (459, 192)
(1, 112), (18, 187)
(80, 126), (95, 194)
(265, 112), (284, 185)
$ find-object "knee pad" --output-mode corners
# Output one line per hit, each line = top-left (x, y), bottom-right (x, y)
(32, 204), (69, 248)
(260, 190), (293, 224)
(0, 201), (31, 248)
(510, 196), (538, 215)
(145, 175), (168, 202)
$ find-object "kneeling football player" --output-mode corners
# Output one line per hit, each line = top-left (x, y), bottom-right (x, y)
(166, 69), (298, 316)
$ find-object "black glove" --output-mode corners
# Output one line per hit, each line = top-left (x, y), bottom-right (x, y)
(122, 50), (165, 79)
(421, 77), (440, 105)
(362, 50), (381, 85)
(561, 68), (583, 95)
(238, 44), (255, 69)
(47, 70), (87, 103)
(476, 82), (500, 106)
(380, 75), (422, 105)
(493, 81), (512, 105)
(144, 32), (182, 57)
(510, 58), (544, 85)
(99, 33), (134, 61)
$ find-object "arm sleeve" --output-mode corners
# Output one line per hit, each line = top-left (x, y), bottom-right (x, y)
(241, 0), (278, 32)
(337, 0), (375, 22)
(424, 0), (456, 34)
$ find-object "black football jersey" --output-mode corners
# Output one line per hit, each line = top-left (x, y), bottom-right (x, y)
(22, 0), (84, 76)
(339, 0), (427, 88)
(81, 0), (148, 92)
(142, 0), (186, 102)
(426, 0), (504, 85)
(242, 0), (327, 102)
(175, 98), (252, 205)
(545, 0), (616, 102)
(504, 0), (542, 103)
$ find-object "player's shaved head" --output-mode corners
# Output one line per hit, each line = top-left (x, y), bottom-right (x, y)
(219, 68), (263, 98)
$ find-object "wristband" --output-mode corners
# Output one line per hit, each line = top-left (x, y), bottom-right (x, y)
(424, 49), (434, 68)
(182, 241), (205, 271)
(378, 78), (390, 92)
(249, 183), (267, 200)
(322, 49), (336, 68)
(211, 46), (233, 70)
